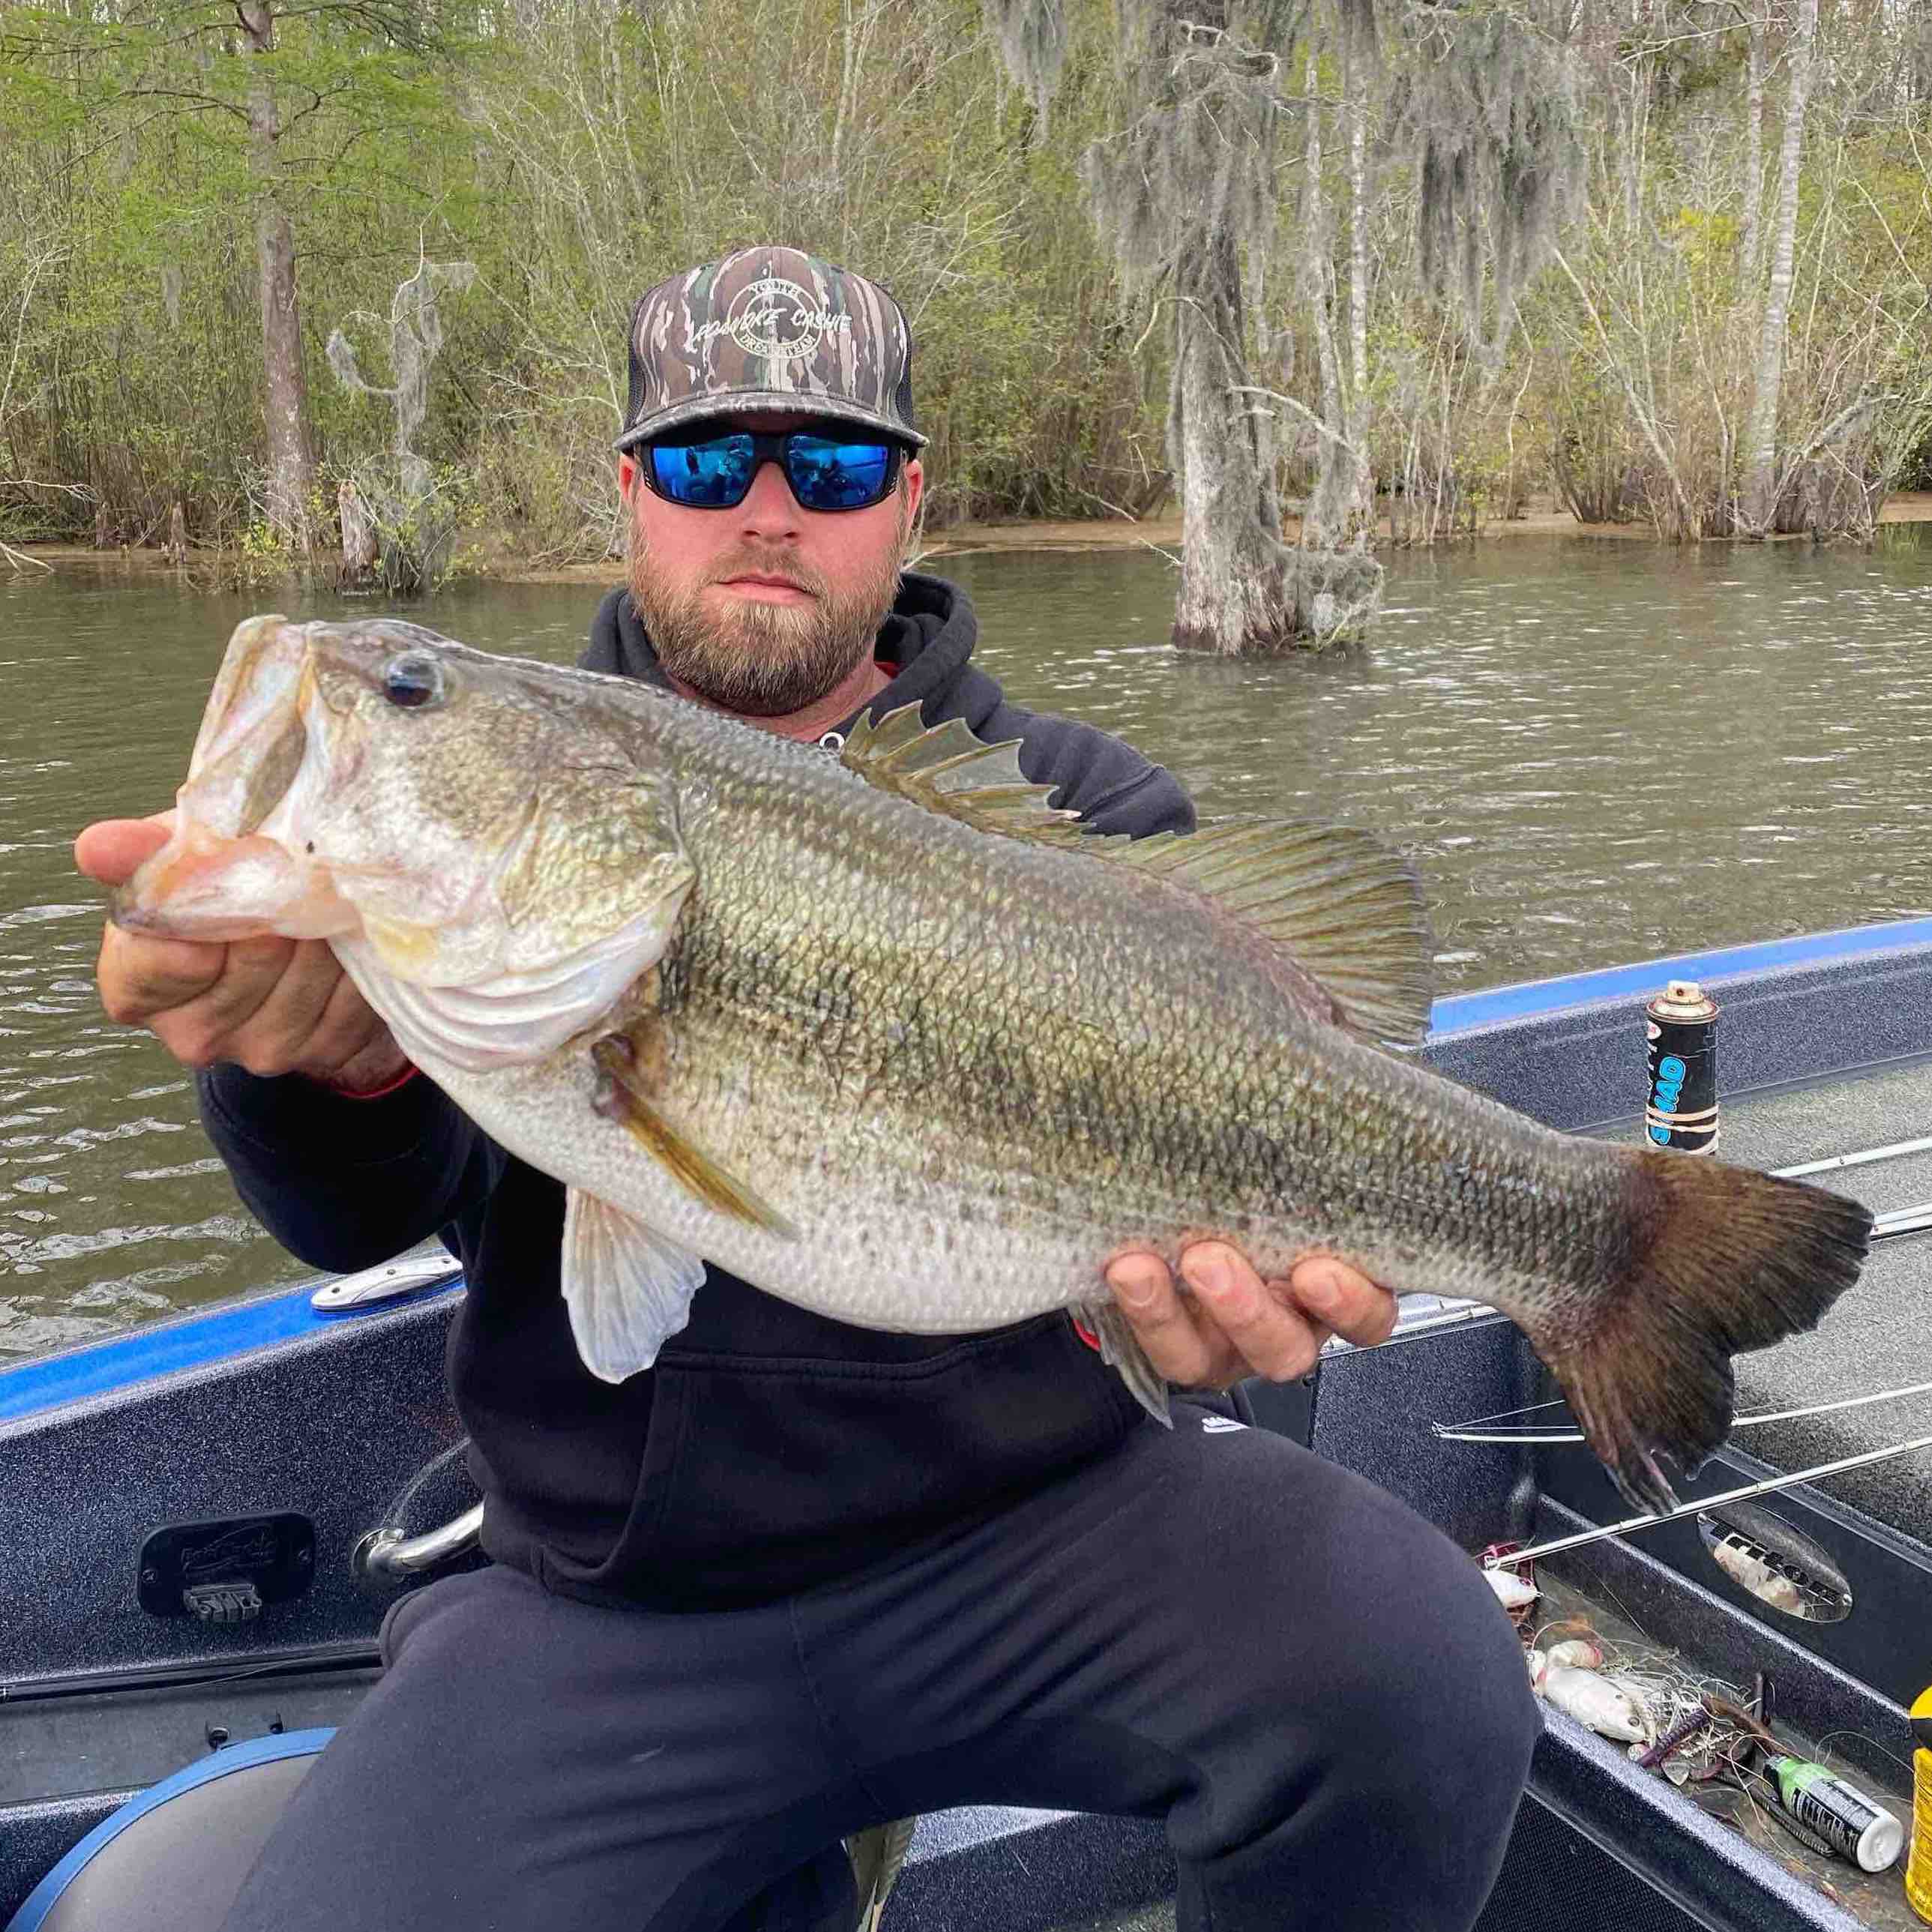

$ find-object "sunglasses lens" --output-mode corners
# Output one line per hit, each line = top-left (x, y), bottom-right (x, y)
(787, 436), (894, 511)
(650, 434), (756, 506)
(645, 431), (897, 510)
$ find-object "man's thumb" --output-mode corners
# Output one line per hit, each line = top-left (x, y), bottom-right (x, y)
(74, 813), (175, 888)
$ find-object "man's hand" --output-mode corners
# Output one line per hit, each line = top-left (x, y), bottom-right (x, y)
(1105, 1242), (1397, 1390)
(75, 816), (406, 1092)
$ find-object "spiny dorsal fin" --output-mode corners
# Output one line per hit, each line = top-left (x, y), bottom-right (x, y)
(842, 708), (1432, 1046)
(840, 703), (1097, 848)
(1113, 821), (1433, 1046)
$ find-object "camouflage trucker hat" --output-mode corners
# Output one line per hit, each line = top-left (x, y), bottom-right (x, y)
(617, 246), (925, 452)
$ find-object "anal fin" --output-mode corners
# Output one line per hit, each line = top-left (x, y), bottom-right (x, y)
(562, 1187), (706, 1383)
(1077, 1298), (1173, 1427)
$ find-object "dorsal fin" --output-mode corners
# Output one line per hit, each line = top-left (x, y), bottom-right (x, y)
(841, 707), (1432, 1046)
(1113, 821), (1433, 1045)
(840, 704), (1098, 848)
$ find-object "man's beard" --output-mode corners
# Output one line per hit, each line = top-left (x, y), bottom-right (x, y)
(629, 522), (905, 719)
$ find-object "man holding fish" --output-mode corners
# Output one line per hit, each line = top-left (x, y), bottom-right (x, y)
(85, 245), (1769, 1931)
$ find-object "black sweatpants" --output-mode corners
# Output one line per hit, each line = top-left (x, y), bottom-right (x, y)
(218, 1407), (1540, 1932)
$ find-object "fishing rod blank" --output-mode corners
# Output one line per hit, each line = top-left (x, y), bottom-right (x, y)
(1484, 1433), (1932, 1569)
(1775, 1134), (1932, 1180)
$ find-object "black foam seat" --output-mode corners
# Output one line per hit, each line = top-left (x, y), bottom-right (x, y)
(6, 1728), (329, 1931)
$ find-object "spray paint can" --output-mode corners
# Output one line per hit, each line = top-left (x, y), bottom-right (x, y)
(1762, 1754), (1904, 1874)
(1907, 1684), (1932, 1922)
(1645, 981), (1719, 1154)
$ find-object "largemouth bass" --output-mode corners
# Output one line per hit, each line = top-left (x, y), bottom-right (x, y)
(115, 616), (1872, 1514)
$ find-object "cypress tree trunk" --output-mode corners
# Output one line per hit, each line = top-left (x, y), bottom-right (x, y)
(1299, 44), (1360, 550)
(1170, 224), (1295, 652)
(993, 0), (1383, 648)
(239, 1), (316, 559)
(1739, 0), (1817, 537)
(1162, 8), (1378, 650)
(1167, 133), (1379, 652)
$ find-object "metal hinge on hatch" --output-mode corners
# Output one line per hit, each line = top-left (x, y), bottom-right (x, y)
(310, 1251), (461, 1315)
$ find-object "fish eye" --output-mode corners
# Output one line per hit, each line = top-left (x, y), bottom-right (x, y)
(381, 651), (445, 711)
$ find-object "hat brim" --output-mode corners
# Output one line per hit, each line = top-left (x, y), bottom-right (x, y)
(615, 389), (927, 453)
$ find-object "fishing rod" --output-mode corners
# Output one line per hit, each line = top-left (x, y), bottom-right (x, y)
(1482, 1432), (1932, 1569)
(1435, 1376), (1932, 1446)
(1874, 1200), (1932, 1241)
(1774, 1134), (1932, 1180)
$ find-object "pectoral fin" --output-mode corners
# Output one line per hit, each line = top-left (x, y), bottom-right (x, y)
(1077, 1298), (1173, 1427)
(591, 1032), (796, 1236)
(562, 1186), (707, 1382)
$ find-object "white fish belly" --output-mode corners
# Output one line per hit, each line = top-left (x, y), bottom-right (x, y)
(433, 1052), (1142, 1334)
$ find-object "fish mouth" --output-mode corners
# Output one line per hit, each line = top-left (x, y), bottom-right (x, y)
(111, 825), (343, 941)
(112, 617), (355, 942)
(174, 616), (316, 838)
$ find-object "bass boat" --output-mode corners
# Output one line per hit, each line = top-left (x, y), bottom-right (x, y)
(3, 920), (1930, 1932)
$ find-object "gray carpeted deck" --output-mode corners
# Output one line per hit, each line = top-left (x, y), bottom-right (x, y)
(1605, 1060), (1932, 1538)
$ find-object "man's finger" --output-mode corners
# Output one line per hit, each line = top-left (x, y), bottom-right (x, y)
(1105, 1250), (1221, 1388)
(95, 922), (228, 1023)
(292, 966), (392, 1080)
(1287, 1257), (1399, 1349)
(146, 936), (301, 1061)
(75, 813), (175, 888)
(214, 939), (359, 1076)
(1179, 1241), (1323, 1382)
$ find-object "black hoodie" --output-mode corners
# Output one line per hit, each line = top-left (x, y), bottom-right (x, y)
(199, 575), (1196, 1610)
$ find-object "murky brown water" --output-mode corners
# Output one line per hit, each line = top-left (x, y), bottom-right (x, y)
(5, 528), (1932, 1353)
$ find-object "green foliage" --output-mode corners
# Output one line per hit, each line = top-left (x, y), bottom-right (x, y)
(1, 0), (1928, 562)
(342, 457), (484, 593)
(0, 0), (481, 543)
(1513, 44), (1932, 541)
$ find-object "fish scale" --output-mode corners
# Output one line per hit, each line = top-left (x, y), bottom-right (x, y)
(666, 782), (1612, 1322)
(115, 615), (1875, 1514)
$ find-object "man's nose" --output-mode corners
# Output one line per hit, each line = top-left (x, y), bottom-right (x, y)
(737, 457), (803, 535)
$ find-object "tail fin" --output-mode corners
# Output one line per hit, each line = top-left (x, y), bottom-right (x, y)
(1538, 1156), (1871, 1516)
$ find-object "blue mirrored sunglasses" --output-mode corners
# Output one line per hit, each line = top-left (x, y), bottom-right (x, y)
(645, 429), (902, 513)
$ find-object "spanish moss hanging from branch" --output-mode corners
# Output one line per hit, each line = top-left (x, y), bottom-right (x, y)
(983, 0), (1068, 133)
(1397, 0), (1582, 367)
(1077, 0), (1380, 652)
(326, 255), (477, 592)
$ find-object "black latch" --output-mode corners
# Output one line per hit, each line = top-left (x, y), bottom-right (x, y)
(138, 1514), (316, 1620)
(183, 1580), (264, 1625)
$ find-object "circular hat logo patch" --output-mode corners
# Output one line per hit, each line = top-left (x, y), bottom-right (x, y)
(726, 277), (843, 361)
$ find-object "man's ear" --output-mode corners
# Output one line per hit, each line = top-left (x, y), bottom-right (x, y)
(900, 457), (924, 552)
(617, 452), (641, 504)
